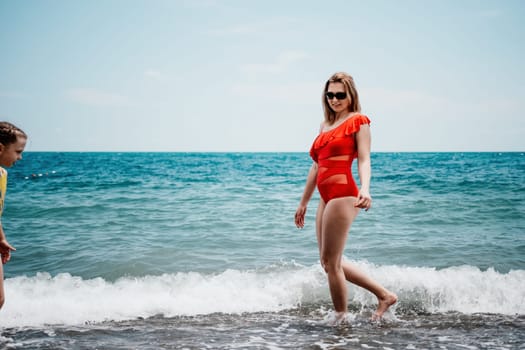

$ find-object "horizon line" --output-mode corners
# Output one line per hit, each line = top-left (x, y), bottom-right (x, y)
(22, 150), (525, 154)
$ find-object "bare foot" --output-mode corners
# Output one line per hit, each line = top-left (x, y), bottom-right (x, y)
(325, 311), (349, 326)
(334, 311), (348, 325)
(371, 291), (397, 321)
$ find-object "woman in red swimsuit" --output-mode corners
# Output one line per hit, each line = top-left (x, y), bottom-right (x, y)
(295, 72), (397, 323)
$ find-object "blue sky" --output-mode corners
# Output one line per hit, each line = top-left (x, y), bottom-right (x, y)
(1, 0), (523, 152)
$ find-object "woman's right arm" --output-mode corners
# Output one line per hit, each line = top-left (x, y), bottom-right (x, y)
(0, 225), (15, 264)
(294, 162), (318, 228)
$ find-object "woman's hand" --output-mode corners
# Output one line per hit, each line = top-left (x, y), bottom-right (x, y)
(354, 190), (372, 211)
(0, 239), (15, 264)
(295, 204), (307, 228)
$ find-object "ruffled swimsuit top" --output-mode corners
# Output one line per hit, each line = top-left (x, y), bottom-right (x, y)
(309, 114), (371, 163)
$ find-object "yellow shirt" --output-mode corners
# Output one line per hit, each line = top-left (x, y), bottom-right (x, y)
(0, 167), (7, 219)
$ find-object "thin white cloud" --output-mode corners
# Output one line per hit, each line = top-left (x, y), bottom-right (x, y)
(240, 50), (308, 75)
(144, 69), (163, 81)
(231, 81), (319, 105)
(480, 96), (522, 113)
(66, 88), (129, 107)
(362, 87), (524, 117)
(0, 91), (26, 99)
(179, 0), (219, 9)
(210, 17), (300, 37)
(212, 23), (259, 36)
(361, 87), (447, 112)
(475, 9), (503, 19)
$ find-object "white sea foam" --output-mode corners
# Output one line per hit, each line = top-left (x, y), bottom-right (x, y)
(1, 262), (524, 327)
(359, 263), (525, 315)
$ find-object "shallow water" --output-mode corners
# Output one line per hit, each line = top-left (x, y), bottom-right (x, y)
(3, 305), (524, 349)
(1, 152), (524, 349)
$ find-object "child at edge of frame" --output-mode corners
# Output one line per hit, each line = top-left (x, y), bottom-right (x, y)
(0, 121), (27, 310)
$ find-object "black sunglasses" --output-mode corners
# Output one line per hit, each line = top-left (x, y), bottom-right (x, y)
(325, 92), (347, 100)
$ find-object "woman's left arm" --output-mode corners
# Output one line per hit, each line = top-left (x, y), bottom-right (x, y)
(355, 124), (372, 210)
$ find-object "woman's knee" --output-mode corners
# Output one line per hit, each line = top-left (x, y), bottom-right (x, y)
(320, 255), (341, 274)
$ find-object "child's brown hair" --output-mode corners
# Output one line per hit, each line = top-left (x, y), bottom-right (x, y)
(0, 122), (27, 145)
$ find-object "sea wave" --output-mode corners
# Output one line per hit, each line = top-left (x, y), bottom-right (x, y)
(2, 262), (524, 328)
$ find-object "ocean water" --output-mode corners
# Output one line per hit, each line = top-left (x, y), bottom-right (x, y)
(0, 152), (524, 349)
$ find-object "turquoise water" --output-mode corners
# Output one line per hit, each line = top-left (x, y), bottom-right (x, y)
(1, 152), (524, 349)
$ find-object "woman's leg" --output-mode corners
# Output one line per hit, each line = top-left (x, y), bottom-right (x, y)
(317, 197), (397, 318)
(319, 197), (359, 313)
(342, 261), (397, 319)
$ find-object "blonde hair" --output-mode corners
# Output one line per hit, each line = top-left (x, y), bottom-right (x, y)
(322, 72), (361, 124)
(0, 122), (27, 145)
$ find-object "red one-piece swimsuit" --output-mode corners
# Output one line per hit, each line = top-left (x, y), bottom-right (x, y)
(309, 114), (371, 203)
